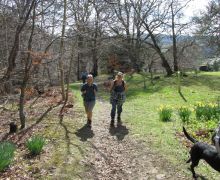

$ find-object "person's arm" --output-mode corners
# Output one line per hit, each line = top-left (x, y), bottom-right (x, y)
(81, 84), (86, 94)
(108, 80), (114, 92)
(94, 84), (98, 95)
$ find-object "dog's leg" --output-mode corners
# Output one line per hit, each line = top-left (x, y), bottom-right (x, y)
(190, 165), (197, 178)
(190, 159), (200, 179)
(186, 157), (198, 178)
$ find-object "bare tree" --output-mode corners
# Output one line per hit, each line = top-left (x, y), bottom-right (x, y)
(108, 0), (145, 71)
(193, 0), (220, 55)
(19, 1), (37, 129)
(1, 0), (36, 88)
(167, 0), (192, 72)
(70, 0), (92, 79)
(130, 0), (173, 75)
(58, 0), (67, 100)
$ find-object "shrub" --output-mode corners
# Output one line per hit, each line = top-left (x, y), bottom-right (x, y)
(0, 142), (16, 171)
(178, 107), (191, 123)
(158, 106), (172, 122)
(26, 135), (45, 155)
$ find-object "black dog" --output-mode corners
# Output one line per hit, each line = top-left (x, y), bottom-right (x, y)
(183, 127), (220, 178)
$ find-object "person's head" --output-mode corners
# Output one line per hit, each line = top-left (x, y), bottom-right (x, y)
(87, 74), (93, 84)
(115, 72), (123, 81)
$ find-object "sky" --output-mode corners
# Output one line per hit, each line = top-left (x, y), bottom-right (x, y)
(184, 0), (210, 18)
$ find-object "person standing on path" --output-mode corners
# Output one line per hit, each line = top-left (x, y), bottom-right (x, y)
(81, 71), (88, 84)
(109, 72), (127, 127)
(81, 74), (98, 128)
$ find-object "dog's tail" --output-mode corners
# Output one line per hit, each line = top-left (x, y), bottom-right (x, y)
(183, 126), (198, 143)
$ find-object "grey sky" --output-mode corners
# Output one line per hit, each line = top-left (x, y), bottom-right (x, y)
(184, 0), (210, 17)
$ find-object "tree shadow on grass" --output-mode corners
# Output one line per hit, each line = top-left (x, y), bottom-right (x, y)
(181, 74), (220, 91)
(75, 124), (94, 142)
(1, 104), (59, 144)
(59, 115), (84, 155)
(109, 124), (129, 141)
(179, 90), (187, 102)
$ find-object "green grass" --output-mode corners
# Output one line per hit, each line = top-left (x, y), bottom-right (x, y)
(97, 72), (220, 179)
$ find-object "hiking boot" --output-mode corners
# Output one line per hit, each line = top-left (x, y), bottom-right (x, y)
(110, 120), (114, 127)
(87, 119), (92, 128)
(117, 116), (122, 125)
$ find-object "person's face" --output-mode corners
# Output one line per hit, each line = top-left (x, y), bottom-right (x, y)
(87, 76), (93, 84)
(117, 75), (123, 81)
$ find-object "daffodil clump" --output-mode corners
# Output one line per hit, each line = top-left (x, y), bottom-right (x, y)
(178, 106), (191, 123)
(194, 102), (220, 121)
(158, 100), (220, 124)
(158, 105), (172, 122)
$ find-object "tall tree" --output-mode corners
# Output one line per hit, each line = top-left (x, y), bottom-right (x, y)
(70, 0), (92, 79)
(59, 0), (67, 100)
(167, 0), (192, 72)
(1, 0), (36, 86)
(108, 0), (145, 71)
(131, 0), (173, 75)
(19, 1), (37, 129)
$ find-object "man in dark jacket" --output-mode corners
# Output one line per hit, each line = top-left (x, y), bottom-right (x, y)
(81, 71), (88, 83)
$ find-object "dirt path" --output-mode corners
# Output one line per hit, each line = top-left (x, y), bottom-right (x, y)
(0, 87), (190, 179)
(77, 97), (189, 180)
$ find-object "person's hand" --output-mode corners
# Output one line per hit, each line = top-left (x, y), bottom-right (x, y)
(109, 80), (114, 91)
(82, 90), (86, 94)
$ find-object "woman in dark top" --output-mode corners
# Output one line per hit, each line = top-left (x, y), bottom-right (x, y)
(81, 74), (97, 128)
(109, 72), (127, 126)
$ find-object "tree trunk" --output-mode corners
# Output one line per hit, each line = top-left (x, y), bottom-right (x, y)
(60, 42), (75, 116)
(92, 6), (100, 77)
(92, 55), (98, 77)
(77, 53), (80, 80)
(1, 0), (36, 84)
(144, 23), (173, 76)
(77, 34), (83, 80)
(59, 0), (67, 101)
(19, 83), (26, 129)
(92, 35), (98, 77)
(3, 31), (20, 93)
(19, 1), (36, 129)
(171, 2), (178, 72)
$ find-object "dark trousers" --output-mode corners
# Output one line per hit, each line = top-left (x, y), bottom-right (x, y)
(82, 78), (86, 83)
(111, 100), (123, 120)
